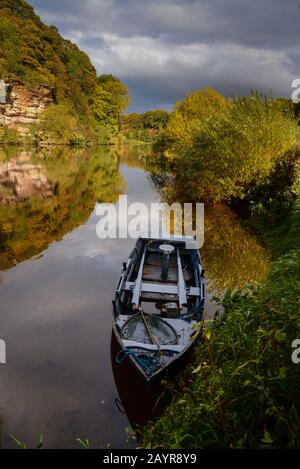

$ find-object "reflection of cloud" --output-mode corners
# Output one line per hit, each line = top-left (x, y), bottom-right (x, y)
(29, 0), (300, 112)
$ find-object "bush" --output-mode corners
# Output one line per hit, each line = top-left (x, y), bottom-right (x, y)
(34, 104), (80, 145)
(0, 124), (21, 144)
(154, 90), (299, 202)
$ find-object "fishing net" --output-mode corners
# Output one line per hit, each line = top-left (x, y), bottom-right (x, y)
(121, 313), (178, 345)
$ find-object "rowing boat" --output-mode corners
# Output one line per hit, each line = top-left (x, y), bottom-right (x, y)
(112, 236), (205, 381)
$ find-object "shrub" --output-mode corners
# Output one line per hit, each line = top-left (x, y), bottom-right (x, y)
(34, 104), (80, 144)
(154, 90), (299, 202)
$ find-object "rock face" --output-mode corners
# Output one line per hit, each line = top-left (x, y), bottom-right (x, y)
(0, 153), (55, 202)
(0, 80), (55, 136)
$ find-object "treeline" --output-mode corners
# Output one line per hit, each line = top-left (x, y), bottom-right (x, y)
(0, 0), (129, 144)
(120, 110), (169, 143)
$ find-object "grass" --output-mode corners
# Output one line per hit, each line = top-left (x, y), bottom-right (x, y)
(140, 199), (300, 448)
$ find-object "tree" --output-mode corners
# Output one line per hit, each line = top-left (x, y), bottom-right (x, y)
(154, 89), (299, 202)
(165, 87), (230, 148)
(97, 74), (130, 114)
(142, 110), (169, 130)
(0, 1), (130, 141)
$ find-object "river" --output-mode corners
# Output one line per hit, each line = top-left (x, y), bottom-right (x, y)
(0, 145), (269, 448)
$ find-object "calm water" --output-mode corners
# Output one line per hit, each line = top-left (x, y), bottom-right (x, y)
(0, 145), (269, 448)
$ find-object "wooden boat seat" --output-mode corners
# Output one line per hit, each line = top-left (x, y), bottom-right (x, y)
(122, 339), (184, 353)
(124, 282), (200, 296)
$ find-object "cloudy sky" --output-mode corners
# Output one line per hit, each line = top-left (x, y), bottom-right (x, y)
(29, 0), (300, 112)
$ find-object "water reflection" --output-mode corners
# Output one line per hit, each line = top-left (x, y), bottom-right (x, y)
(203, 203), (269, 291)
(147, 166), (269, 292)
(111, 332), (165, 431)
(0, 146), (125, 270)
(115, 144), (152, 169)
(0, 153), (55, 201)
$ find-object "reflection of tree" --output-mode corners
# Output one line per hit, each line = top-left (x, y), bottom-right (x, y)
(148, 161), (269, 292)
(203, 204), (269, 292)
(0, 146), (125, 270)
(115, 144), (152, 168)
(148, 172), (173, 196)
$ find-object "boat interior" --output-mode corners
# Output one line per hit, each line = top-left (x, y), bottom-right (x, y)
(116, 237), (204, 318)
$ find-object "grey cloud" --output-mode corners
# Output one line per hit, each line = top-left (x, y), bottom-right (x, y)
(28, 0), (300, 111)
(31, 0), (300, 48)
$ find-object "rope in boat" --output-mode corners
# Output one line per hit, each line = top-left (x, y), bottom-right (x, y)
(115, 348), (161, 373)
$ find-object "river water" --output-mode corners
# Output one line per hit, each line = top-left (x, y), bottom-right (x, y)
(0, 145), (269, 448)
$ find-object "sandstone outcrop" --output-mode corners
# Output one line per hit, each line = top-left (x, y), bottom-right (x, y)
(0, 80), (55, 136)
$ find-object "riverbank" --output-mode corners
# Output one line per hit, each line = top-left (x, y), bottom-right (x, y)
(140, 197), (300, 448)
(138, 87), (300, 449)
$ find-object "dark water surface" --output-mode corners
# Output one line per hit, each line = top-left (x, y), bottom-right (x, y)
(0, 145), (269, 448)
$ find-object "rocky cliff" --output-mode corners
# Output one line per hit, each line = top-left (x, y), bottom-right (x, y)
(0, 80), (55, 136)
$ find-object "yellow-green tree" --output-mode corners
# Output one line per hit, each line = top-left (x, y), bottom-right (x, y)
(154, 89), (299, 201)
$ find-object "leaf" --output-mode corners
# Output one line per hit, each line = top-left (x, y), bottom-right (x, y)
(203, 329), (212, 340)
(9, 434), (27, 449)
(275, 330), (287, 343)
(75, 438), (90, 449)
(242, 380), (251, 387)
(192, 364), (202, 374)
(261, 431), (273, 445)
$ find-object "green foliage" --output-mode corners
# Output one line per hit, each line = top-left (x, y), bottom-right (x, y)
(0, 124), (21, 144)
(153, 89), (299, 202)
(121, 110), (170, 142)
(97, 74), (130, 114)
(141, 200), (300, 448)
(10, 434), (27, 449)
(0, 0), (96, 110)
(142, 110), (170, 130)
(33, 104), (82, 145)
(0, 0), (129, 143)
(294, 102), (300, 120)
(164, 87), (229, 149)
(92, 75), (130, 142)
(240, 147), (300, 221)
(148, 166), (270, 291)
(75, 438), (90, 449)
